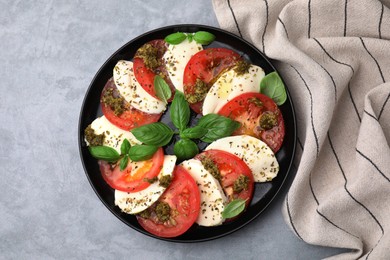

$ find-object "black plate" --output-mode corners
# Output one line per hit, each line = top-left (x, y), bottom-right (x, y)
(78, 24), (296, 242)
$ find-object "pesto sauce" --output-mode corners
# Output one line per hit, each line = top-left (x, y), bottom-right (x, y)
(159, 175), (172, 188)
(233, 174), (249, 193)
(84, 125), (104, 146)
(199, 155), (221, 181)
(155, 201), (171, 222)
(101, 88), (125, 116)
(136, 209), (151, 219)
(143, 176), (158, 184)
(248, 97), (263, 107)
(185, 78), (208, 104)
(135, 43), (160, 70)
(259, 112), (278, 130)
(234, 60), (251, 76)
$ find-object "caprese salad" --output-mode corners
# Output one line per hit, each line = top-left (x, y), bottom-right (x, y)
(84, 31), (287, 238)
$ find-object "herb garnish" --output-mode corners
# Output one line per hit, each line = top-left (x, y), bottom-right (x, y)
(164, 31), (215, 45)
(221, 199), (247, 219)
(260, 72), (287, 106)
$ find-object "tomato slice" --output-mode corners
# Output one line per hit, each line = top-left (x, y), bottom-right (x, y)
(98, 148), (164, 192)
(133, 40), (176, 100)
(100, 78), (161, 131)
(218, 92), (285, 153)
(195, 150), (254, 209)
(137, 165), (201, 238)
(183, 48), (241, 113)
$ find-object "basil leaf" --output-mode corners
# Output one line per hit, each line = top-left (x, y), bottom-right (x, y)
(180, 126), (207, 139)
(197, 114), (241, 143)
(174, 139), (199, 161)
(119, 155), (129, 171)
(187, 33), (194, 43)
(164, 32), (187, 45)
(128, 145), (158, 162)
(193, 31), (216, 45)
(88, 146), (120, 162)
(131, 122), (174, 146)
(120, 139), (131, 155)
(154, 75), (172, 104)
(260, 72), (287, 106)
(222, 199), (247, 219)
(170, 91), (190, 131)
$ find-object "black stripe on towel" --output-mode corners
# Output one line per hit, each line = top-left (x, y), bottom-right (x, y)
(364, 110), (378, 121)
(348, 83), (361, 122)
(379, 3), (384, 39)
(344, 0), (348, 36)
(315, 61), (337, 103)
(308, 0), (312, 38)
(313, 38), (355, 74)
(378, 92), (390, 120)
(309, 172), (360, 238)
(360, 37), (385, 83)
(328, 132), (384, 235)
(227, 0), (243, 38)
(314, 38), (360, 121)
(278, 17), (289, 39)
(356, 149), (390, 182)
(261, 0), (269, 54)
(290, 65), (320, 157)
(286, 194), (304, 240)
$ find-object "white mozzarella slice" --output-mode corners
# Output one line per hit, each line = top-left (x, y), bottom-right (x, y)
(181, 159), (227, 227)
(163, 38), (203, 92)
(202, 65), (265, 115)
(114, 155), (177, 214)
(87, 115), (140, 153)
(113, 60), (166, 114)
(205, 135), (279, 182)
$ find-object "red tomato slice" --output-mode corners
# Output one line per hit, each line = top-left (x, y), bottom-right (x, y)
(218, 92), (285, 153)
(195, 150), (254, 208)
(183, 48), (241, 113)
(98, 148), (164, 193)
(133, 40), (175, 101)
(137, 165), (201, 238)
(100, 78), (161, 131)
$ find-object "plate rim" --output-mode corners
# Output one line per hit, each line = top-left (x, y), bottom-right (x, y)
(78, 23), (297, 243)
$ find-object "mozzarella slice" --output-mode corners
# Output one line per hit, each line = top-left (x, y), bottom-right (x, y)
(181, 159), (227, 226)
(205, 135), (279, 182)
(113, 60), (166, 114)
(87, 115), (140, 153)
(202, 65), (265, 115)
(163, 38), (203, 92)
(114, 155), (177, 214)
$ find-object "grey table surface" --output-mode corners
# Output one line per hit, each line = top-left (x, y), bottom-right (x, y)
(0, 1), (346, 259)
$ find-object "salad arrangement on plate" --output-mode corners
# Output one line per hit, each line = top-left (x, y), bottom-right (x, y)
(83, 30), (287, 238)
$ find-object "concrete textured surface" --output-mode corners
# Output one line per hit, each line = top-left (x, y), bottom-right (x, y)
(0, 1), (345, 259)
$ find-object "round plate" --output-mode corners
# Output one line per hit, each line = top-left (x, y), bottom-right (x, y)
(78, 24), (296, 242)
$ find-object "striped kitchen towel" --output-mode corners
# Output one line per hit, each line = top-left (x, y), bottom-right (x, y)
(213, 0), (390, 259)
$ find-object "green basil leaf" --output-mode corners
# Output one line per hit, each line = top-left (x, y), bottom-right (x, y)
(120, 139), (131, 155)
(128, 145), (158, 162)
(154, 75), (172, 104)
(221, 199), (247, 219)
(173, 139), (199, 161)
(131, 122), (174, 146)
(170, 91), (190, 131)
(180, 126), (207, 139)
(197, 114), (241, 143)
(164, 32), (187, 45)
(260, 72), (287, 106)
(88, 146), (120, 162)
(119, 155), (129, 171)
(193, 31), (216, 45)
(187, 33), (194, 43)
